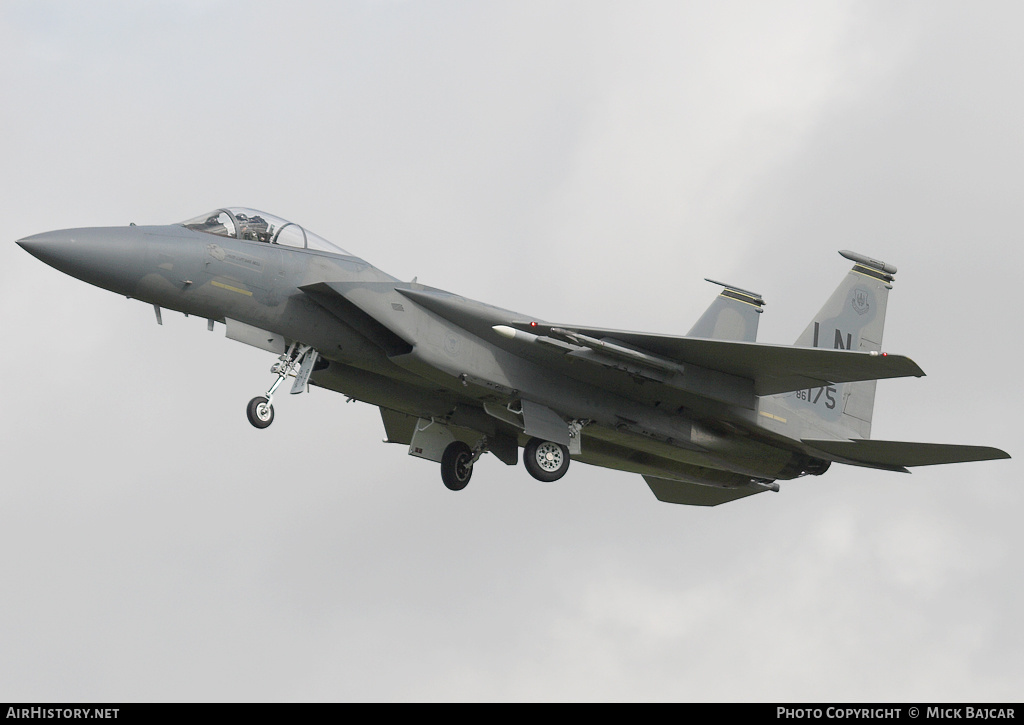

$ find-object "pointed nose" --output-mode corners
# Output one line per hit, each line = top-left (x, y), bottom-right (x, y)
(17, 226), (145, 295)
(17, 231), (81, 267)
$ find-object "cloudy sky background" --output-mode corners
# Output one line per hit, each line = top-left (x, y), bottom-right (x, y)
(1, 0), (1020, 702)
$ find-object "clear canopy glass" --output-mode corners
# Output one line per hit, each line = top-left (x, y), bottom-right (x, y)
(179, 208), (348, 255)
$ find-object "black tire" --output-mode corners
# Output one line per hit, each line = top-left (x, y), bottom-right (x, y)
(523, 437), (570, 482)
(441, 441), (474, 491)
(246, 396), (274, 429)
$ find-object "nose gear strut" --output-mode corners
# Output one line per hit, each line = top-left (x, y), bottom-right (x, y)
(246, 342), (318, 429)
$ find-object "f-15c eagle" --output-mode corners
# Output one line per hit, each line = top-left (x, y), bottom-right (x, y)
(18, 208), (1009, 506)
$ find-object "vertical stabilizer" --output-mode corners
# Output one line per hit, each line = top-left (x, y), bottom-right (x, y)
(688, 279), (765, 341)
(773, 251), (897, 439)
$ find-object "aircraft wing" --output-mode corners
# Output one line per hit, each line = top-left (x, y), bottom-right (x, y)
(506, 322), (926, 396)
(395, 288), (924, 396)
(802, 439), (1011, 472)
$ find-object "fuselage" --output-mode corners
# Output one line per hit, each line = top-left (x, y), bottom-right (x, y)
(17, 212), (829, 488)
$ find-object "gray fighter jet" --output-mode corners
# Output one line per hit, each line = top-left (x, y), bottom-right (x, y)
(18, 207), (1009, 506)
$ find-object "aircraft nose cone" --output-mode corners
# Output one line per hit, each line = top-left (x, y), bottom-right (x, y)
(17, 231), (76, 266)
(17, 226), (145, 295)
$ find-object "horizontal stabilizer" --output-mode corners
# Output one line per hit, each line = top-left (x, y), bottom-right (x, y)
(643, 476), (765, 506)
(803, 439), (1010, 471)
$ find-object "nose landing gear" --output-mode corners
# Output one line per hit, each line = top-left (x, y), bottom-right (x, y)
(246, 342), (318, 429)
(246, 396), (275, 428)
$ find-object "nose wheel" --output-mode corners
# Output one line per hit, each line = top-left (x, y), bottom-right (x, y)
(245, 342), (317, 429)
(246, 396), (275, 428)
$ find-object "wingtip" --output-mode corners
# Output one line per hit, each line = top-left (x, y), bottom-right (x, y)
(874, 352), (925, 378)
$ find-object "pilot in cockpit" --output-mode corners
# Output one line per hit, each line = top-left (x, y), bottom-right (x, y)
(235, 213), (274, 244)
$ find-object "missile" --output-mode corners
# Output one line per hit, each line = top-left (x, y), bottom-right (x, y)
(492, 324), (525, 340)
(492, 324), (577, 353)
(493, 323), (683, 374)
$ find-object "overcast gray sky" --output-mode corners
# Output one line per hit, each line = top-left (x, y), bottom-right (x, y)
(1, 0), (1021, 702)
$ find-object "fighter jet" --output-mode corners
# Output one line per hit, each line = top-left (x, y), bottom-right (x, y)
(17, 207), (1009, 506)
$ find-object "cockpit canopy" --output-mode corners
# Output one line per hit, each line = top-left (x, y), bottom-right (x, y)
(179, 208), (349, 255)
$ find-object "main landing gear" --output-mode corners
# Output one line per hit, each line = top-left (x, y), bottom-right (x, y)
(246, 342), (318, 429)
(523, 437), (571, 482)
(438, 436), (572, 491)
(440, 441), (478, 491)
